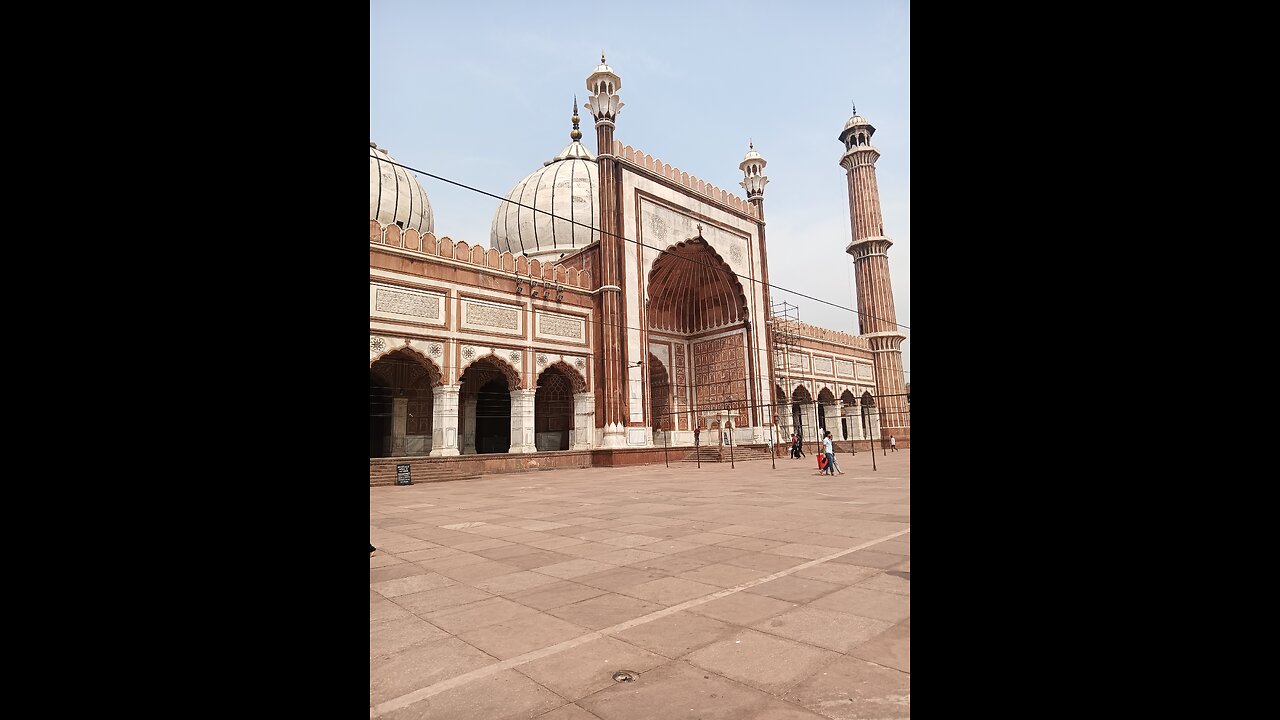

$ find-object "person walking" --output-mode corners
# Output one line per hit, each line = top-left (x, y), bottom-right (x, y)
(794, 432), (805, 459)
(889, 436), (898, 452)
(824, 431), (845, 475)
(820, 431), (838, 475)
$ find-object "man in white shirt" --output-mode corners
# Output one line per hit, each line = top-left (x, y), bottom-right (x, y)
(821, 431), (841, 475)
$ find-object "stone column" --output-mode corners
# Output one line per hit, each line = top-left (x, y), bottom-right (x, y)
(462, 396), (478, 454)
(509, 389), (538, 453)
(392, 397), (408, 456)
(572, 392), (595, 450)
(429, 384), (460, 457)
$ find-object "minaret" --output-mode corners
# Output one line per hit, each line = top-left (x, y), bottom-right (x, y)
(739, 140), (769, 213)
(741, 141), (776, 434)
(839, 105), (909, 440)
(584, 53), (629, 446)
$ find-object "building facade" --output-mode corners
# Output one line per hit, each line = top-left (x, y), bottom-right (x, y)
(370, 56), (908, 473)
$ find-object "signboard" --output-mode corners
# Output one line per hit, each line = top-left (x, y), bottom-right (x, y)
(395, 463), (412, 486)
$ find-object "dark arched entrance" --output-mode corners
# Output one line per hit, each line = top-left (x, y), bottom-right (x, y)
(369, 349), (439, 458)
(475, 379), (511, 453)
(535, 365), (574, 451)
(840, 390), (856, 440)
(792, 385), (813, 444)
(817, 388), (836, 436)
(461, 356), (517, 454)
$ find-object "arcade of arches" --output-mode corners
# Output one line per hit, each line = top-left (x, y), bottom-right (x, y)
(371, 351), (588, 457)
(774, 384), (880, 445)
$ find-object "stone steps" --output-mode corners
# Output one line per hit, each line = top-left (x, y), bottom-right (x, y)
(679, 445), (776, 463)
(369, 458), (481, 487)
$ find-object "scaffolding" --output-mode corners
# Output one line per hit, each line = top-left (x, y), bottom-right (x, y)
(770, 300), (817, 454)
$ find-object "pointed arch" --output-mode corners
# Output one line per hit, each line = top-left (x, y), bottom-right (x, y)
(538, 360), (586, 393)
(369, 347), (441, 459)
(646, 237), (749, 334)
(369, 345), (442, 386)
(535, 364), (575, 451)
(458, 351), (521, 389)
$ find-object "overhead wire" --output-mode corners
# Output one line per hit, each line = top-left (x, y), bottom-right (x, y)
(370, 153), (910, 334)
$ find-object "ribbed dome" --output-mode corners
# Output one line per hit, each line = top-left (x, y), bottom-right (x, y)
(370, 142), (434, 234)
(490, 139), (599, 258)
(842, 114), (871, 132)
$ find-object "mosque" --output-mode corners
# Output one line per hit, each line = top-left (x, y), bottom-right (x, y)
(369, 55), (908, 479)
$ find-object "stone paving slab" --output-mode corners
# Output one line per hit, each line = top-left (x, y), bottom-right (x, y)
(455, 613), (594, 660)
(393, 584), (495, 616)
(608, 610), (738, 659)
(847, 621), (910, 674)
(532, 703), (602, 719)
(505, 580), (610, 611)
(684, 628), (842, 694)
(545, 592), (666, 630)
(515, 636), (669, 701)
(384, 669), (566, 720)
(782, 655), (910, 719)
(371, 451), (909, 718)
(752, 606), (894, 654)
(370, 637), (498, 706)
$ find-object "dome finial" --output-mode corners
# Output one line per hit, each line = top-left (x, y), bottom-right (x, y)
(601, 50), (606, 63)
(570, 96), (582, 141)
(852, 100), (856, 115)
(749, 138), (753, 149)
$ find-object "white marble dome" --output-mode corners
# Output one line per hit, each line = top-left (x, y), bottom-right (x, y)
(370, 142), (434, 234)
(490, 138), (599, 259)
(842, 114), (871, 132)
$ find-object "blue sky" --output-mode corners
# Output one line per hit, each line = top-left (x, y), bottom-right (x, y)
(371, 0), (909, 379)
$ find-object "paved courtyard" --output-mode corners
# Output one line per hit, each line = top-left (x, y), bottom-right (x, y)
(370, 449), (910, 719)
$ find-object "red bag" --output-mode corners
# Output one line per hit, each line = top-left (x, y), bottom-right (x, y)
(817, 453), (828, 470)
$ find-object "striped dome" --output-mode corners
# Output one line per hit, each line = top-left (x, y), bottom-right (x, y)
(369, 142), (434, 234)
(490, 139), (599, 259)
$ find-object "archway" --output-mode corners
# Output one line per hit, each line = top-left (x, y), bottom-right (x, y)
(817, 388), (836, 436)
(647, 237), (748, 335)
(840, 390), (856, 440)
(774, 384), (788, 439)
(647, 237), (751, 430)
(860, 390), (876, 439)
(649, 354), (672, 432)
(460, 356), (516, 454)
(535, 364), (574, 451)
(475, 380), (511, 453)
(369, 348), (440, 458)
(792, 385), (813, 444)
